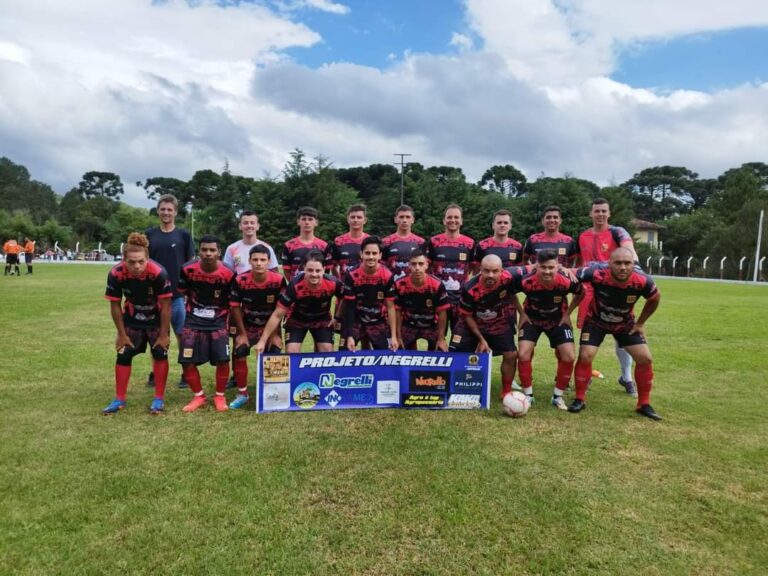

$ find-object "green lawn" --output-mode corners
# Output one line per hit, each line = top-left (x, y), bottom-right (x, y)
(1, 264), (767, 575)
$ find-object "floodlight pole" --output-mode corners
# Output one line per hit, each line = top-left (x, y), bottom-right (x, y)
(394, 153), (412, 205)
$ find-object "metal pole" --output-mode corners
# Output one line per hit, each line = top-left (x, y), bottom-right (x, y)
(720, 257), (727, 280)
(753, 210), (764, 282)
(760, 256), (766, 281)
(739, 256), (747, 281)
(658, 256), (664, 275)
(686, 256), (693, 277)
(672, 256), (678, 276)
(702, 256), (709, 277)
(393, 153), (412, 205)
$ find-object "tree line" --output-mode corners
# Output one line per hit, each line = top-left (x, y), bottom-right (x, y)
(1, 153), (766, 277)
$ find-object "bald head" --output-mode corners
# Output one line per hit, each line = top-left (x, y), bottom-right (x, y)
(610, 246), (634, 262)
(480, 254), (503, 286)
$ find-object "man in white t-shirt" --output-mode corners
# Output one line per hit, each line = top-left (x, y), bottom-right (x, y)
(223, 211), (279, 274)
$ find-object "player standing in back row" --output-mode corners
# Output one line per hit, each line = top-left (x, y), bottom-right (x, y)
(425, 204), (476, 332)
(382, 205), (425, 281)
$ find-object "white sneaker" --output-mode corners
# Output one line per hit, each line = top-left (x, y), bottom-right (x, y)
(551, 395), (568, 410)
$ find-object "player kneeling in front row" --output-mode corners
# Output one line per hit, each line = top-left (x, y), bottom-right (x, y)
(449, 255), (518, 400)
(103, 233), (172, 414)
(394, 249), (449, 351)
(569, 247), (662, 420)
(342, 236), (399, 351)
(229, 245), (286, 409)
(178, 235), (236, 413)
(513, 250), (583, 410)
(255, 251), (343, 354)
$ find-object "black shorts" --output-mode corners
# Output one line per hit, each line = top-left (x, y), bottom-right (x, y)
(579, 317), (647, 348)
(24, 253), (32, 264)
(6, 254), (19, 265)
(284, 320), (335, 345)
(179, 326), (230, 365)
(401, 325), (439, 350)
(449, 325), (516, 355)
(352, 322), (391, 350)
(233, 326), (281, 358)
(122, 325), (164, 359)
(518, 322), (575, 348)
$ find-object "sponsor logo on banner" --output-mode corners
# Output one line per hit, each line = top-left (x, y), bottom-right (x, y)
(377, 380), (399, 404)
(325, 390), (342, 408)
(468, 355), (479, 366)
(447, 394), (481, 408)
(293, 382), (321, 409)
(318, 373), (374, 389)
(352, 393), (374, 403)
(264, 383), (290, 410)
(263, 355), (290, 382)
(409, 371), (449, 392)
(402, 393), (445, 407)
(453, 371), (484, 392)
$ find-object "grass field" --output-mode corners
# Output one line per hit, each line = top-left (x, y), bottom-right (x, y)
(1, 264), (767, 575)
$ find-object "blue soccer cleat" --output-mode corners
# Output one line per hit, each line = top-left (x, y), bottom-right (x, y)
(149, 398), (165, 414)
(102, 399), (126, 415)
(229, 394), (249, 410)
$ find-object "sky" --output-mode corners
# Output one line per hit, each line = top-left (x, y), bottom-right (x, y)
(1, 0), (767, 208)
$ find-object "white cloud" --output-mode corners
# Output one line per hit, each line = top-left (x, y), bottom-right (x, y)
(449, 32), (474, 52)
(0, 0), (766, 213)
(464, 0), (768, 86)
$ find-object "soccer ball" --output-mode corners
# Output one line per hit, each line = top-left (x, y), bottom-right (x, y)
(502, 391), (530, 418)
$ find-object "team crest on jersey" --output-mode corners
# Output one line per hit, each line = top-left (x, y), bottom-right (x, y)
(499, 290), (507, 299)
(267, 295), (275, 303)
(601, 243), (609, 252)
(554, 296), (562, 303)
(509, 253), (517, 261)
(377, 291), (384, 300)
(214, 290), (221, 298)
(459, 253), (467, 261)
(626, 295), (637, 303)
(426, 299), (433, 307)
(558, 248), (566, 255)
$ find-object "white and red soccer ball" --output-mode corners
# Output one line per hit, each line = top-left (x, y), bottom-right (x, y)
(502, 391), (530, 418)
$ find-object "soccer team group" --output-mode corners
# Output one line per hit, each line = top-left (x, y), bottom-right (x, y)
(103, 194), (662, 420)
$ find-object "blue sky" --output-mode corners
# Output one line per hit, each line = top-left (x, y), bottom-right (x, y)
(1, 0), (768, 206)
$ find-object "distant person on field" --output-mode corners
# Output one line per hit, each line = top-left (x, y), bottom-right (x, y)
(23, 237), (35, 275)
(145, 194), (195, 388)
(102, 233), (172, 415)
(569, 247), (662, 420)
(3, 238), (21, 276)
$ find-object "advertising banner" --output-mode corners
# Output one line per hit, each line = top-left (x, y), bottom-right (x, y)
(256, 350), (491, 413)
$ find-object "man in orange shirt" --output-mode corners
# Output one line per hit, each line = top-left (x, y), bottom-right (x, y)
(3, 238), (21, 276)
(23, 237), (35, 275)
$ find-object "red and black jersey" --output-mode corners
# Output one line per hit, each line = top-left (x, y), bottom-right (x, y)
(342, 265), (395, 325)
(425, 233), (476, 303)
(394, 274), (450, 329)
(178, 260), (236, 331)
(278, 272), (342, 324)
(281, 237), (332, 281)
(332, 232), (369, 278)
(474, 237), (523, 267)
(523, 232), (577, 266)
(577, 226), (632, 264)
(512, 269), (582, 329)
(229, 270), (286, 328)
(105, 260), (172, 328)
(578, 265), (659, 331)
(382, 232), (426, 280)
(459, 270), (516, 335)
